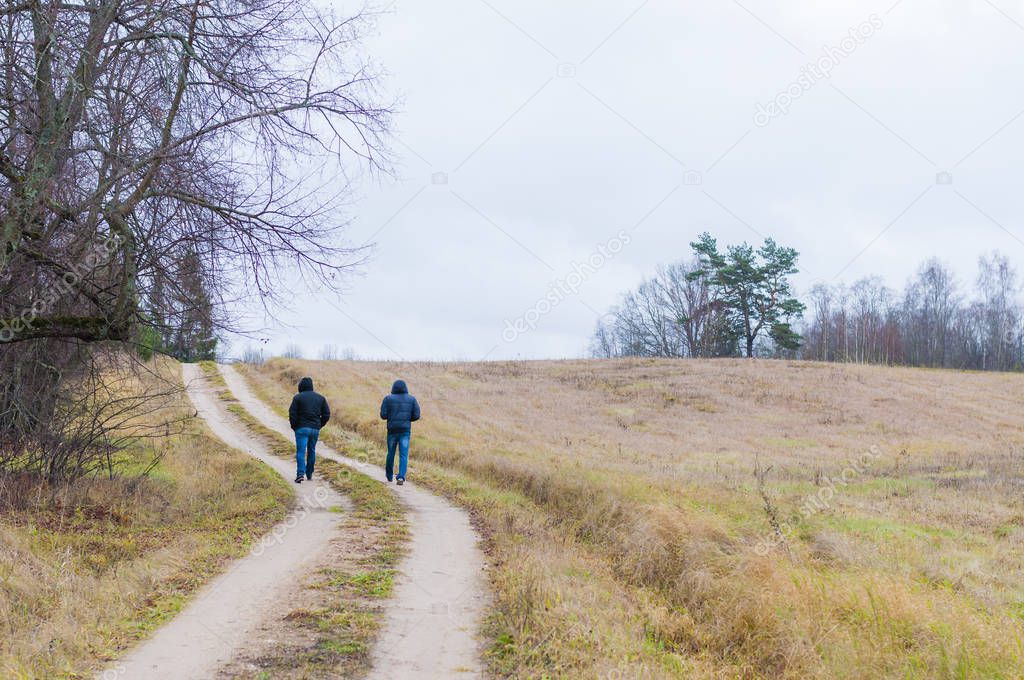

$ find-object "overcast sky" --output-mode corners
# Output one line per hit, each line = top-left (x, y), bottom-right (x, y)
(232, 0), (1024, 361)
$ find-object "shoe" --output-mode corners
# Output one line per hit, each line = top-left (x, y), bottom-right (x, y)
(306, 473), (313, 480)
(294, 475), (303, 484)
(396, 477), (405, 486)
(386, 476), (393, 483)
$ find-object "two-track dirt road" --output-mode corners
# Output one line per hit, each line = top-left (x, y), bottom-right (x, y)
(101, 364), (487, 680)
(109, 364), (350, 678)
(219, 364), (489, 679)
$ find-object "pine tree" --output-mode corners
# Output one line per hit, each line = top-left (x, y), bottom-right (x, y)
(690, 233), (806, 357)
(142, 249), (218, 361)
(174, 249), (218, 362)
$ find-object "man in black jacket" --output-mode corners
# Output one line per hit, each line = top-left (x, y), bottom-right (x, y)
(289, 376), (330, 483)
(379, 379), (420, 485)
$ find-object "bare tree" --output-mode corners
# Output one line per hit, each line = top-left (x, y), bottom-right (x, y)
(976, 253), (1020, 371)
(847, 277), (893, 364)
(903, 260), (960, 367)
(660, 261), (734, 358)
(806, 284), (833, 361)
(589, 318), (616, 358)
(240, 345), (266, 365)
(0, 0), (390, 481)
(592, 258), (738, 359)
(1, 0), (390, 344)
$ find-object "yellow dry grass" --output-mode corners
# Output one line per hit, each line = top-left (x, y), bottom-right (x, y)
(245, 357), (1024, 679)
(0, 358), (293, 679)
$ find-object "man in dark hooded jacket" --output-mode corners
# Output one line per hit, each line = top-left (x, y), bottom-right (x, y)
(289, 376), (330, 483)
(379, 379), (420, 485)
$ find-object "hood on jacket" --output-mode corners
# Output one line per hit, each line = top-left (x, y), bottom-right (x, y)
(391, 379), (408, 394)
(298, 377), (314, 392)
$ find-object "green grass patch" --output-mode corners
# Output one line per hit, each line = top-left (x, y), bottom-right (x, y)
(826, 515), (959, 542)
(762, 436), (818, 449)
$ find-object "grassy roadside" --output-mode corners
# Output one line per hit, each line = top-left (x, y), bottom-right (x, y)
(200, 361), (408, 678)
(241, 358), (1024, 679)
(0, 358), (293, 679)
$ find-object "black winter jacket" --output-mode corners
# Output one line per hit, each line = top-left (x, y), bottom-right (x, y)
(379, 380), (420, 434)
(289, 377), (331, 431)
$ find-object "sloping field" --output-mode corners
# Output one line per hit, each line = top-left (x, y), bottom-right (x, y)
(244, 357), (1024, 679)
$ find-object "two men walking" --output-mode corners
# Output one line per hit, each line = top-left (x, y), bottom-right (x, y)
(288, 376), (420, 485)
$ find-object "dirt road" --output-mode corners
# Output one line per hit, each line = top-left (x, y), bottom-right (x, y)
(103, 364), (488, 679)
(106, 363), (350, 679)
(219, 364), (489, 679)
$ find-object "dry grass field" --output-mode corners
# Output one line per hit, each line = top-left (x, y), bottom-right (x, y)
(0, 360), (293, 678)
(244, 357), (1024, 679)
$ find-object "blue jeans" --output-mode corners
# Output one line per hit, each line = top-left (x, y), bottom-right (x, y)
(295, 427), (319, 478)
(386, 432), (410, 480)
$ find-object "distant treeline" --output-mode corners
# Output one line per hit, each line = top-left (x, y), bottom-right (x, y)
(802, 253), (1021, 371)
(592, 236), (1024, 372)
